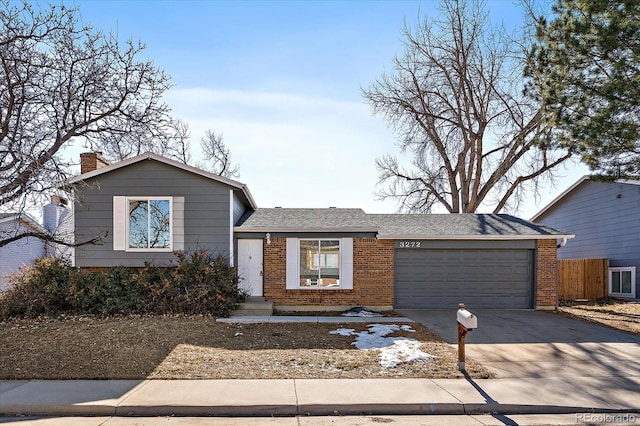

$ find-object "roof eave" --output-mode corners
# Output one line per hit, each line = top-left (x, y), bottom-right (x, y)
(238, 184), (258, 210)
(530, 176), (591, 221)
(234, 227), (379, 233)
(376, 234), (575, 240)
(65, 152), (248, 190)
(0, 214), (48, 234)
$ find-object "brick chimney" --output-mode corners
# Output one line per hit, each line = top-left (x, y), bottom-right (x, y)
(80, 152), (110, 174)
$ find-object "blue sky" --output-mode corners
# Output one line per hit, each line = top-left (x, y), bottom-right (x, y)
(67, 0), (588, 218)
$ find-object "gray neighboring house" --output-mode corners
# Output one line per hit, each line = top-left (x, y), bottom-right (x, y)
(532, 176), (640, 299)
(66, 152), (571, 310)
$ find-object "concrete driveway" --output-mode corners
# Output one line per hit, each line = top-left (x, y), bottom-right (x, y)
(398, 309), (640, 379)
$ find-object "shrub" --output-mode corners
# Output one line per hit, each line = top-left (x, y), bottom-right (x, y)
(70, 266), (146, 316)
(0, 257), (77, 318)
(0, 249), (246, 319)
(140, 250), (245, 316)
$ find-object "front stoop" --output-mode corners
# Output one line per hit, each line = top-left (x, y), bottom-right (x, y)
(231, 297), (274, 316)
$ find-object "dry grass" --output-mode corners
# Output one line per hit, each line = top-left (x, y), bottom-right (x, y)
(0, 315), (492, 380)
(558, 299), (640, 335)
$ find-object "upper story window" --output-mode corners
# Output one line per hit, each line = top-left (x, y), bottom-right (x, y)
(128, 198), (171, 250)
(113, 196), (184, 252)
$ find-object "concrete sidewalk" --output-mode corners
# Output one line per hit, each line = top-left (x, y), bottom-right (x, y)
(1, 377), (639, 418)
(216, 315), (414, 323)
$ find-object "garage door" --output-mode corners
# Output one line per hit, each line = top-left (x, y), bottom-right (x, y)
(394, 249), (533, 309)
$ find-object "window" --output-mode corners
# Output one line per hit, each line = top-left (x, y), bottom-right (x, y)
(128, 198), (171, 249)
(609, 267), (636, 298)
(299, 239), (340, 287)
(113, 196), (184, 252)
(285, 238), (353, 290)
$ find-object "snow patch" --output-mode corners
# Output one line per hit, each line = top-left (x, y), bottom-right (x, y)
(329, 328), (356, 336)
(378, 338), (433, 368)
(330, 323), (434, 368)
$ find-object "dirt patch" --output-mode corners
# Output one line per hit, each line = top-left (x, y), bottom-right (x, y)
(0, 315), (492, 380)
(558, 299), (640, 335)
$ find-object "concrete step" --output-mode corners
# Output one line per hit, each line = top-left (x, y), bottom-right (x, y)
(232, 297), (273, 316)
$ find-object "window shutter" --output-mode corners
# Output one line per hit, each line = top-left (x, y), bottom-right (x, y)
(341, 238), (353, 290)
(173, 197), (185, 251)
(113, 196), (126, 251)
(286, 238), (298, 289)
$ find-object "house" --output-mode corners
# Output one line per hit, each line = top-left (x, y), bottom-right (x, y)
(0, 213), (47, 290)
(0, 197), (73, 290)
(532, 177), (640, 300)
(66, 151), (571, 310)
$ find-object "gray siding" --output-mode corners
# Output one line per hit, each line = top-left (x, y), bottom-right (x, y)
(536, 181), (640, 298)
(74, 160), (233, 268)
(233, 193), (247, 225)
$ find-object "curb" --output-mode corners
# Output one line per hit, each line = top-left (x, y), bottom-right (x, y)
(2, 403), (638, 418)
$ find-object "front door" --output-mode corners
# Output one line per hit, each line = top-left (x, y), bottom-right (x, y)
(237, 239), (263, 296)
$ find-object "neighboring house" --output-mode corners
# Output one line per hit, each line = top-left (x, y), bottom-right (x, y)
(0, 197), (73, 291)
(532, 177), (640, 299)
(66, 151), (571, 310)
(0, 213), (47, 290)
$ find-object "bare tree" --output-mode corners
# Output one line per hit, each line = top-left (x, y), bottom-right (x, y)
(363, 0), (573, 213)
(0, 1), (176, 245)
(198, 130), (240, 179)
(163, 119), (193, 165)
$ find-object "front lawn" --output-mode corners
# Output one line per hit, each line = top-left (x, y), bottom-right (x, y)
(558, 299), (640, 335)
(0, 315), (492, 380)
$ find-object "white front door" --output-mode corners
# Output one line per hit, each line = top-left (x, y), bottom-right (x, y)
(237, 239), (263, 296)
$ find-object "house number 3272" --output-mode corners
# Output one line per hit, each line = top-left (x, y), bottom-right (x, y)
(399, 241), (421, 248)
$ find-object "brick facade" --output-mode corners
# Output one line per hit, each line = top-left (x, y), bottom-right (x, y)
(535, 239), (558, 309)
(263, 237), (394, 310)
(264, 237), (558, 310)
(82, 237), (558, 311)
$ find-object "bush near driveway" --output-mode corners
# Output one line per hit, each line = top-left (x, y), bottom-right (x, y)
(0, 250), (245, 319)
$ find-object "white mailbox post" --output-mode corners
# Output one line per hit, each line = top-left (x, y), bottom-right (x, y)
(457, 303), (477, 371)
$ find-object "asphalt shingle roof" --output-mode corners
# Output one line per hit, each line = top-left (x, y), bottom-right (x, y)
(236, 208), (373, 231)
(235, 208), (570, 238)
(367, 213), (564, 238)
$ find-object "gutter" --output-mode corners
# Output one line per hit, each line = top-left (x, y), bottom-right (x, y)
(233, 227), (379, 233)
(376, 234), (576, 240)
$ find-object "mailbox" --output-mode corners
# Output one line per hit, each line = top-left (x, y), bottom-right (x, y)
(457, 308), (477, 330)
(456, 304), (477, 371)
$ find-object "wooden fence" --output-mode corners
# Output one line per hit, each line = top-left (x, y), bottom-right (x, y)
(558, 258), (608, 301)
